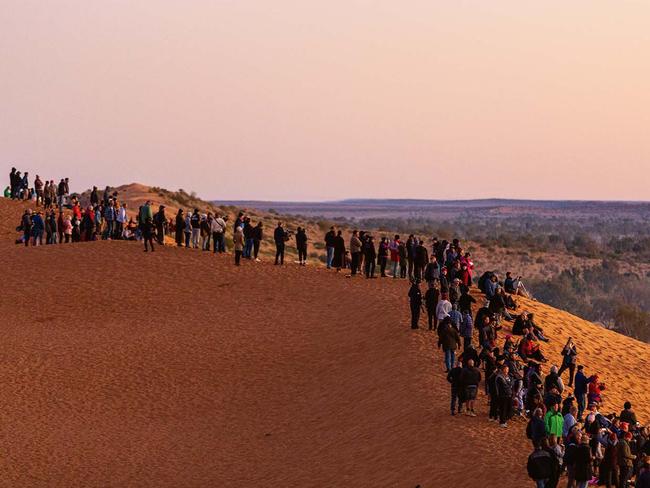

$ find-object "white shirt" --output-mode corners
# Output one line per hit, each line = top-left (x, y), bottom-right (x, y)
(436, 300), (452, 320)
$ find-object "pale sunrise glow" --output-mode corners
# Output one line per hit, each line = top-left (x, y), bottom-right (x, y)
(1, 1), (649, 200)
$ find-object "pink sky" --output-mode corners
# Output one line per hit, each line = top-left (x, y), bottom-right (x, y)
(1, 1), (649, 201)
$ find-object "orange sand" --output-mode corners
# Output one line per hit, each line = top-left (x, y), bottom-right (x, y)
(0, 197), (647, 487)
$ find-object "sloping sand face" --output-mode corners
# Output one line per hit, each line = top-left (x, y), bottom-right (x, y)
(0, 199), (648, 487)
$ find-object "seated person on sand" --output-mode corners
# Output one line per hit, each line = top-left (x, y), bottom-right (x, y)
(504, 271), (531, 298)
(518, 336), (546, 363)
(488, 287), (514, 321)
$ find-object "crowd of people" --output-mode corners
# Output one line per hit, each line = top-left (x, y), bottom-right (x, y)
(406, 245), (649, 488)
(8, 167), (649, 487)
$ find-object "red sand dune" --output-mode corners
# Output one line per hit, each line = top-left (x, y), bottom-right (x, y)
(0, 197), (647, 487)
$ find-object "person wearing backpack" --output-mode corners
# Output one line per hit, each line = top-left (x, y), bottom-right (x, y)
(527, 438), (560, 488)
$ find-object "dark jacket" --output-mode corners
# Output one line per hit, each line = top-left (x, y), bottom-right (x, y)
(447, 366), (463, 388)
(527, 448), (558, 481)
(574, 444), (593, 482)
(459, 366), (481, 388)
(439, 325), (461, 352)
(408, 284), (422, 307)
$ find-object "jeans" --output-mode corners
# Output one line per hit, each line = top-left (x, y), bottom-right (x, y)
(244, 238), (254, 257)
(463, 336), (472, 350)
(326, 246), (334, 268)
(105, 220), (114, 239)
(391, 261), (399, 277)
(444, 350), (455, 371)
(184, 232), (191, 248)
(191, 228), (200, 248)
(32, 230), (43, 245)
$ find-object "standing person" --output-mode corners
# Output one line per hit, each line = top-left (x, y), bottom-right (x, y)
(233, 226), (244, 265)
(34, 175), (44, 206)
(447, 360), (464, 416)
(175, 209), (185, 247)
(377, 237), (389, 277)
(43, 181), (51, 208)
(574, 435), (593, 488)
(154, 205), (166, 245)
(558, 338), (578, 387)
(242, 217), (254, 258)
(436, 292), (452, 325)
(63, 215), (73, 243)
(104, 200), (116, 239)
(496, 365), (513, 428)
(57, 211), (65, 244)
(184, 210), (192, 248)
(544, 403), (564, 439)
(21, 172), (29, 200)
(459, 358), (480, 415)
(57, 178), (66, 207)
(324, 226), (336, 269)
(115, 202), (127, 239)
(296, 226), (308, 265)
(601, 433), (619, 488)
(424, 255), (440, 285)
(211, 213), (225, 253)
(253, 222), (264, 261)
(389, 235), (400, 278)
(47, 180), (57, 208)
(439, 317), (461, 372)
(398, 238), (408, 278)
(273, 222), (286, 265)
(9, 167), (17, 199)
(200, 214), (211, 251)
(424, 281), (440, 331)
(349, 230), (362, 276)
(406, 235), (416, 279)
(90, 186), (99, 206)
(574, 366), (594, 421)
(190, 209), (201, 249)
(142, 217), (155, 252)
(414, 240), (428, 281)
(617, 432), (636, 488)
(527, 438), (559, 488)
(332, 230), (346, 272)
(408, 280), (422, 329)
(363, 236), (376, 278)
(31, 211), (45, 246)
(21, 209), (32, 246)
(460, 309), (474, 350)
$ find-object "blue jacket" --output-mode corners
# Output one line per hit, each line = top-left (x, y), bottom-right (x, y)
(574, 372), (594, 396)
(31, 214), (44, 232)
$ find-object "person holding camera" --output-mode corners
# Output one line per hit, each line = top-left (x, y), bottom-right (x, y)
(274, 221), (288, 265)
(558, 338), (578, 387)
